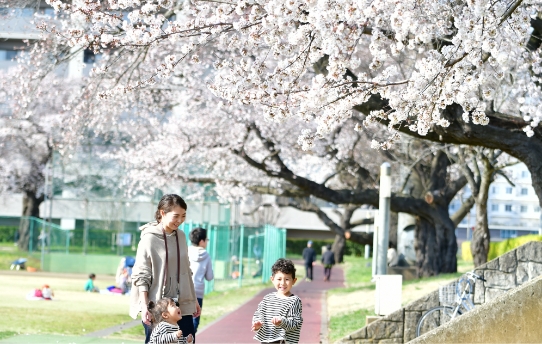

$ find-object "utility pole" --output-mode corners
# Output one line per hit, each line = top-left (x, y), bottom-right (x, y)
(376, 163), (391, 275)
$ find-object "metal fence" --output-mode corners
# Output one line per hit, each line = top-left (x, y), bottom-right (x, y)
(4, 216), (286, 295)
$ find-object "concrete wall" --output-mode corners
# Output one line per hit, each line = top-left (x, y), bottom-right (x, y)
(337, 241), (542, 343)
(410, 275), (542, 343)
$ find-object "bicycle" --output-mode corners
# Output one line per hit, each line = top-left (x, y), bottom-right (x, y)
(415, 270), (486, 337)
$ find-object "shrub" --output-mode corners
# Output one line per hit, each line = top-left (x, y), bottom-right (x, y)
(0, 226), (18, 243)
(461, 235), (542, 262)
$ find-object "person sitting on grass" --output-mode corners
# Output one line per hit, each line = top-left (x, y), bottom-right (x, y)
(85, 273), (99, 292)
(148, 297), (194, 344)
(251, 258), (303, 344)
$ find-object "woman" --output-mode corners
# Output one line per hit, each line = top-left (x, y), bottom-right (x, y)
(129, 194), (201, 343)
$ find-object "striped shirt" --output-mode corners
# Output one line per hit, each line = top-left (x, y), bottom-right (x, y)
(149, 322), (189, 344)
(252, 292), (303, 344)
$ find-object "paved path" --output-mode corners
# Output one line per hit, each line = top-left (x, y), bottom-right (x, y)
(196, 262), (344, 344)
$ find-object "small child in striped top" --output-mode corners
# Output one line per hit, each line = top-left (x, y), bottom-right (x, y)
(148, 298), (194, 344)
(251, 258), (303, 344)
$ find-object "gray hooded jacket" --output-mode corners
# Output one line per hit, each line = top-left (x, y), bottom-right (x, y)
(188, 245), (214, 298)
(129, 221), (197, 319)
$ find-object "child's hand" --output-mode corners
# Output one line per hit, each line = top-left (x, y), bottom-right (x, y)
(175, 330), (183, 338)
(186, 334), (194, 343)
(251, 320), (262, 331)
(271, 316), (282, 326)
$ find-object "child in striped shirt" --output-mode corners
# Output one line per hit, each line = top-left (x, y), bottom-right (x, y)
(148, 298), (194, 344)
(251, 258), (303, 344)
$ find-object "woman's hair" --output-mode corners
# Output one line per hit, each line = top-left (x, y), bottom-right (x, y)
(155, 194), (187, 223)
(271, 258), (296, 279)
(147, 297), (176, 325)
(189, 227), (207, 246)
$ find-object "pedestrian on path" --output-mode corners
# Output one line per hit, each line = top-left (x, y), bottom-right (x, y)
(302, 241), (316, 281)
(148, 297), (194, 344)
(251, 258), (303, 344)
(321, 244), (335, 282)
(188, 227), (214, 334)
(130, 194), (201, 344)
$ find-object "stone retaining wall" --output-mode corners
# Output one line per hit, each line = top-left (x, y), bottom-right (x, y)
(409, 275), (542, 343)
(336, 241), (542, 344)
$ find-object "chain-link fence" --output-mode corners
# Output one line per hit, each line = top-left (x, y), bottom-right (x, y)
(4, 216), (286, 295)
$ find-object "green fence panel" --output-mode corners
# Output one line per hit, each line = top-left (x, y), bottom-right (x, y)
(43, 253), (123, 274)
(14, 216), (286, 295)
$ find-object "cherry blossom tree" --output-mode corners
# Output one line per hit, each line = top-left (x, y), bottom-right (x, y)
(31, 0), (542, 208)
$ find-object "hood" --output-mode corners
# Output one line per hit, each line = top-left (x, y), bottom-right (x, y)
(139, 221), (167, 238)
(188, 245), (209, 262)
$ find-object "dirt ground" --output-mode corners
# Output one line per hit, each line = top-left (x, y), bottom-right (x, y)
(327, 264), (472, 317)
(326, 277), (458, 317)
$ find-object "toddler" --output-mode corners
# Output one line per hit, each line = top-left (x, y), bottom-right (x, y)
(252, 258), (303, 343)
(148, 298), (194, 344)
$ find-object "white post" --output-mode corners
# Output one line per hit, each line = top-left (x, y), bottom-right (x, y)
(365, 244), (370, 259)
(372, 212), (378, 278)
(376, 163), (391, 276)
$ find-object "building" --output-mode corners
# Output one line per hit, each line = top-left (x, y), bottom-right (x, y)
(452, 164), (541, 243)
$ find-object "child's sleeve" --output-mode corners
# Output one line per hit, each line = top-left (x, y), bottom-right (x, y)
(278, 297), (303, 331)
(150, 324), (178, 344)
(252, 299), (264, 324)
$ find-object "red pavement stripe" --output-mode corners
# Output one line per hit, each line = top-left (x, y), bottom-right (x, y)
(196, 263), (344, 344)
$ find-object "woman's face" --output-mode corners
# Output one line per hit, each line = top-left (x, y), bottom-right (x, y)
(161, 206), (186, 232)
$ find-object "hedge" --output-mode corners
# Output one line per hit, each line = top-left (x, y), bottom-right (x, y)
(461, 234), (542, 262)
(0, 226), (18, 243)
(286, 238), (367, 257)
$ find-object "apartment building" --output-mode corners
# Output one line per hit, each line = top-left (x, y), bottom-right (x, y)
(452, 164), (541, 243)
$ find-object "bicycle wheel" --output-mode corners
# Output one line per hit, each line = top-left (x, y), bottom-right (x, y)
(416, 306), (460, 337)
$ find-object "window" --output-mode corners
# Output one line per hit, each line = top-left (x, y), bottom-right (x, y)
(83, 49), (96, 63)
(521, 188), (528, 195)
(492, 186), (498, 194)
(521, 205), (528, 213)
(501, 230), (517, 239)
(506, 187), (513, 194)
(1, 50), (19, 60)
(536, 206), (541, 213)
(522, 171), (529, 178)
(505, 204), (512, 212)
(491, 204), (499, 211)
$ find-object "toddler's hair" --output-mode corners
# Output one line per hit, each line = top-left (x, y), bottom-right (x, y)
(271, 258), (296, 279)
(89, 273), (96, 279)
(147, 297), (176, 325)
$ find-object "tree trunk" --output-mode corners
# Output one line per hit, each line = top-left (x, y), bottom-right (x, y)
(414, 217), (440, 277)
(471, 200), (490, 267)
(414, 207), (458, 277)
(18, 190), (42, 251)
(331, 234), (346, 264)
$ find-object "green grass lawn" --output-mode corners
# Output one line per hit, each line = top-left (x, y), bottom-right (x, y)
(0, 246), (271, 342)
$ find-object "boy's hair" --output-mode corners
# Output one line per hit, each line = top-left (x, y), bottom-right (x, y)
(271, 258), (296, 279)
(189, 227), (207, 246)
(148, 297), (176, 325)
(89, 273), (96, 279)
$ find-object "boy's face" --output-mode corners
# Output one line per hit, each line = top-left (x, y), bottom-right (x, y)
(271, 271), (297, 297)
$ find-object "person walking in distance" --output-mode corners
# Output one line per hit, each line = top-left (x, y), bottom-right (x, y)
(188, 227), (214, 334)
(321, 244), (335, 282)
(302, 241), (316, 282)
